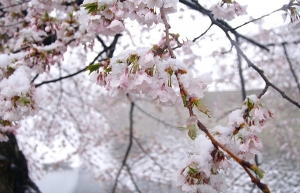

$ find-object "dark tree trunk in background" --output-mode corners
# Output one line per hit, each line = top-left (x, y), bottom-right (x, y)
(0, 134), (41, 193)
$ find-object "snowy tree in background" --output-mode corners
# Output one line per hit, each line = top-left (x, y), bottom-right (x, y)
(0, 0), (299, 192)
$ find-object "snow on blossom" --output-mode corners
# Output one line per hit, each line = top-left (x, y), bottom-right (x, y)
(174, 135), (226, 193)
(147, 82), (181, 105)
(80, 0), (179, 35)
(106, 20), (125, 33)
(245, 94), (273, 127)
(239, 135), (263, 155)
(0, 66), (39, 121)
(138, 51), (155, 68)
(222, 95), (272, 159)
(0, 52), (28, 69)
(179, 72), (212, 98)
(92, 48), (191, 105)
(211, 126), (232, 145)
(228, 109), (244, 127)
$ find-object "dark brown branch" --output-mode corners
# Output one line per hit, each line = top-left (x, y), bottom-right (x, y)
(35, 34), (122, 87)
(111, 101), (135, 193)
(96, 35), (107, 48)
(31, 74), (39, 84)
(258, 85), (269, 99)
(197, 120), (270, 193)
(193, 23), (213, 42)
(266, 39), (300, 47)
(35, 67), (87, 88)
(228, 36), (300, 108)
(180, 0), (270, 51)
(176, 68), (270, 192)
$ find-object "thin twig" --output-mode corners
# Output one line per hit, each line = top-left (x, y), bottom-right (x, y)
(233, 8), (282, 30)
(228, 36), (300, 108)
(125, 164), (142, 193)
(236, 37), (246, 100)
(282, 43), (300, 95)
(176, 70), (270, 192)
(31, 74), (39, 84)
(197, 119), (270, 193)
(160, 6), (176, 58)
(35, 34), (122, 87)
(134, 104), (178, 129)
(133, 137), (163, 170)
(180, 0), (270, 51)
(35, 67), (87, 88)
(193, 23), (213, 42)
(111, 101), (135, 193)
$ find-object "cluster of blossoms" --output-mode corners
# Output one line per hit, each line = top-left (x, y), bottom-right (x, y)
(210, 0), (247, 21)
(175, 95), (273, 192)
(0, 0), (280, 191)
(174, 135), (227, 193)
(0, 0), (96, 140)
(90, 46), (212, 106)
(79, 0), (178, 36)
(282, 1), (300, 30)
(0, 60), (39, 141)
(224, 95), (274, 159)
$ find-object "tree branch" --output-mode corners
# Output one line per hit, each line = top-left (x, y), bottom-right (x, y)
(111, 101), (135, 193)
(160, 6), (176, 58)
(134, 104), (178, 129)
(125, 164), (142, 193)
(35, 34), (122, 87)
(133, 137), (163, 170)
(179, 0), (270, 51)
(236, 37), (246, 100)
(282, 43), (300, 95)
(233, 8), (282, 30)
(228, 36), (300, 108)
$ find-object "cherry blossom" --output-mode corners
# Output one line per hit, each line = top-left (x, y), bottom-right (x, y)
(210, 1), (247, 21)
(1, 0), (298, 192)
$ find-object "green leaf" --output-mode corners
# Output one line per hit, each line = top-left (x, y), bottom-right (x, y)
(250, 165), (265, 179)
(127, 54), (139, 74)
(82, 2), (98, 14)
(187, 124), (197, 140)
(19, 96), (30, 106)
(181, 95), (188, 107)
(99, 4), (107, 11)
(6, 66), (15, 77)
(86, 64), (101, 75)
(194, 99), (211, 118)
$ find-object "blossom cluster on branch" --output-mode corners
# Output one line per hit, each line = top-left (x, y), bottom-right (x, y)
(0, 0), (299, 192)
(174, 95), (273, 193)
